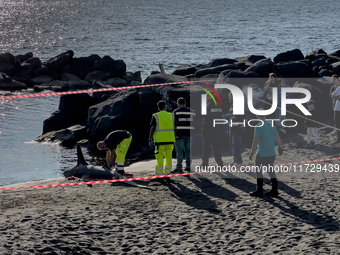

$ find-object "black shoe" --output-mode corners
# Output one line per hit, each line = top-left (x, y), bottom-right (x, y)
(185, 168), (191, 172)
(249, 190), (263, 197)
(117, 170), (125, 175)
(171, 169), (184, 174)
(265, 190), (279, 197)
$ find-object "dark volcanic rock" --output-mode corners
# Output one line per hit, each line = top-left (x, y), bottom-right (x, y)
(0, 52), (19, 76)
(26, 75), (53, 87)
(60, 72), (91, 90)
(123, 71), (142, 85)
(312, 56), (328, 67)
(330, 50), (340, 58)
(245, 58), (276, 77)
(208, 58), (238, 67)
(93, 56), (126, 77)
(33, 80), (69, 92)
(43, 50), (74, 74)
(84, 70), (111, 83)
(35, 128), (77, 147)
(273, 49), (304, 64)
(88, 90), (145, 151)
(305, 49), (327, 61)
(42, 94), (98, 134)
(275, 60), (315, 78)
(318, 68), (333, 77)
(0, 72), (27, 90)
(70, 54), (101, 79)
(32, 65), (59, 80)
(143, 73), (188, 85)
(12, 57), (41, 82)
(235, 55), (266, 64)
(172, 65), (197, 76)
(331, 61), (340, 75)
(194, 64), (237, 78)
(15, 52), (33, 63)
(105, 77), (127, 87)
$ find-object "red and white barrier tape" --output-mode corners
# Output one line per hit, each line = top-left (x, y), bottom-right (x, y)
(0, 80), (215, 101)
(1, 156), (339, 192)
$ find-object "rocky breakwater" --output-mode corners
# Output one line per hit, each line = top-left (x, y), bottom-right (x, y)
(1, 48), (336, 158)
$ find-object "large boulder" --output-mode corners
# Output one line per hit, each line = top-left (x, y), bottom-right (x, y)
(15, 52), (33, 63)
(143, 73), (188, 85)
(32, 65), (59, 80)
(70, 54), (101, 79)
(275, 60), (315, 78)
(194, 64), (238, 78)
(36, 124), (87, 147)
(42, 94), (98, 134)
(208, 58), (238, 67)
(245, 58), (276, 77)
(123, 71), (142, 86)
(0, 52), (18, 76)
(273, 49), (304, 64)
(331, 61), (340, 76)
(33, 80), (69, 92)
(60, 72), (91, 90)
(330, 50), (340, 58)
(105, 77), (127, 87)
(172, 65), (197, 76)
(216, 70), (261, 88)
(305, 49), (327, 61)
(235, 55), (266, 65)
(11, 57), (41, 82)
(84, 70), (111, 83)
(43, 50), (74, 74)
(26, 75), (53, 87)
(87, 90), (146, 151)
(311, 56), (328, 67)
(0, 72), (27, 90)
(93, 56), (126, 77)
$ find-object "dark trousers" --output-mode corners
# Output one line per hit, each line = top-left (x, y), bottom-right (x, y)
(255, 155), (278, 192)
(335, 111), (340, 142)
(202, 135), (223, 165)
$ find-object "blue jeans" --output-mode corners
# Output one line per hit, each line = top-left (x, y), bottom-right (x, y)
(229, 128), (242, 164)
(175, 136), (191, 169)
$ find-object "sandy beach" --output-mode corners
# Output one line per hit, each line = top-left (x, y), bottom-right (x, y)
(1, 125), (340, 254)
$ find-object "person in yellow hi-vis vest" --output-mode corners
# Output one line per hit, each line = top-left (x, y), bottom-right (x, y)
(97, 130), (132, 175)
(149, 100), (175, 176)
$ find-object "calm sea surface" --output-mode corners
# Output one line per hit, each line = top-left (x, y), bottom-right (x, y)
(0, 0), (340, 185)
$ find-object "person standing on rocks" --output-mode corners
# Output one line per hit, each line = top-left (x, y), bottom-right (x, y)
(97, 130), (132, 175)
(263, 73), (280, 119)
(331, 74), (340, 144)
(149, 100), (175, 176)
(171, 97), (195, 173)
(249, 111), (283, 197)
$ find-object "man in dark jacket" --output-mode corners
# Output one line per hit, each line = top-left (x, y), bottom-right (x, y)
(172, 97), (195, 173)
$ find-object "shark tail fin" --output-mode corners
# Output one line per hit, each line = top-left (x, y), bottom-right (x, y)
(77, 144), (88, 166)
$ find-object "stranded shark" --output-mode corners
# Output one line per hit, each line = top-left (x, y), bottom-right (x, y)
(63, 144), (153, 190)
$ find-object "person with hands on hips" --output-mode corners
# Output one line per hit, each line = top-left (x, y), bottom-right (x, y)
(249, 110), (283, 198)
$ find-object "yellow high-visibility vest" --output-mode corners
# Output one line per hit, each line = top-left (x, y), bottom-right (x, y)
(153, 111), (175, 143)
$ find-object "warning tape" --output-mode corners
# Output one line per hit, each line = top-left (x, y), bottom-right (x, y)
(1, 156), (339, 192)
(0, 80), (215, 100)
